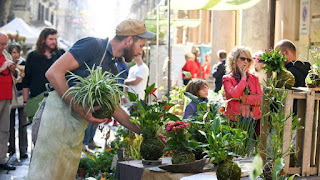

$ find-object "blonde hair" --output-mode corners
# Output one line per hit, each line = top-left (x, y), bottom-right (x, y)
(226, 46), (253, 73)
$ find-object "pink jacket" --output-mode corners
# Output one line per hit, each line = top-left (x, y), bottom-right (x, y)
(223, 73), (262, 121)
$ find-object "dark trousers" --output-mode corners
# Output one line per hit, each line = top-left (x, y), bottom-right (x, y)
(9, 108), (28, 155)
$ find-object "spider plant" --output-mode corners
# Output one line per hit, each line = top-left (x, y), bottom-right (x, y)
(63, 64), (127, 119)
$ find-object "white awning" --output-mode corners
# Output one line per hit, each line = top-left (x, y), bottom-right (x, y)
(171, 0), (261, 10)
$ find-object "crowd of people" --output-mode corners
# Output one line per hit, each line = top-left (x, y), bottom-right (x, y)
(0, 17), (312, 178)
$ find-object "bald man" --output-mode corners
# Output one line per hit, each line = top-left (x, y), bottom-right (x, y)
(0, 32), (16, 170)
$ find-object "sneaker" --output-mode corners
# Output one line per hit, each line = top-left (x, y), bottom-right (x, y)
(87, 142), (101, 150)
(0, 163), (16, 170)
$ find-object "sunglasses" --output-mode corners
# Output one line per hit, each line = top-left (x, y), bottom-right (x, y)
(239, 57), (252, 62)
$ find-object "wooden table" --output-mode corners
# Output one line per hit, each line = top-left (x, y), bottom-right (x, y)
(114, 157), (253, 180)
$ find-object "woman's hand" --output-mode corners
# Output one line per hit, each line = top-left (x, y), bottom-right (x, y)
(239, 67), (247, 79)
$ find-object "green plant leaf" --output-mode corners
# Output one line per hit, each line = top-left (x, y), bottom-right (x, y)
(273, 158), (285, 180)
(249, 154), (263, 180)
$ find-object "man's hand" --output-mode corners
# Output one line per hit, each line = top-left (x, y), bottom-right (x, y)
(72, 105), (108, 124)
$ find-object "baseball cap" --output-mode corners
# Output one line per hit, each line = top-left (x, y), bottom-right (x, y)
(116, 19), (156, 39)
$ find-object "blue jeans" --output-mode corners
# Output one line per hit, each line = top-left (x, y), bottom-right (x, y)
(83, 123), (97, 145)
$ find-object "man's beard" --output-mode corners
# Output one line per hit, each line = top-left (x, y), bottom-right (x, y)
(122, 45), (135, 63)
(45, 44), (56, 51)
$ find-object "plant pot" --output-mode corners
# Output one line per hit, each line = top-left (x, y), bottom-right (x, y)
(216, 160), (241, 180)
(92, 106), (113, 119)
(276, 68), (295, 89)
(172, 150), (195, 164)
(140, 137), (165, 160)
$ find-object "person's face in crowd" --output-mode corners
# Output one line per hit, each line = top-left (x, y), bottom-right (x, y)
(0, 35), (8, 53)
(236, 53), (251, 72)
(255, 61), (264, 72)
(198, 84), (209, 98)
(45, 34), (57, 50)
(10, 48), (20, 61)
(123, 37), (146, 63)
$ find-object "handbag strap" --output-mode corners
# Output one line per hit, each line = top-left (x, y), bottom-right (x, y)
(99, 38), (111, 66)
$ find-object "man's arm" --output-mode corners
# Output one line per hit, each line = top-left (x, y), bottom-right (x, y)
(124, 77), (143, 86)
(112, 106), (141, 134)
(45, 52), (107, 124)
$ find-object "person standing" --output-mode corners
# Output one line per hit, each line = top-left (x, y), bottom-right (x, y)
(182, 52), (199, 85)
(27, 19), (154, 179)
(124, 52), (149, 100)
(275, 39), (310, 87)
(222, 46), (262, 153)
(201, 52), (211, 80)
(212, 50), (227, 93)
(22, 28), (65, 125)
(8, 44), (28, 159)
(0, 32), (17, 170)
(275, 39), (311, 115)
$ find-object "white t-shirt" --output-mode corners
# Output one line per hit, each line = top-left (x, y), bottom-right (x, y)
(127, 63), (149, 100)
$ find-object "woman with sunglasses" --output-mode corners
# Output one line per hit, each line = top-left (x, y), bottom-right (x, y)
(222, 46), (262, 154)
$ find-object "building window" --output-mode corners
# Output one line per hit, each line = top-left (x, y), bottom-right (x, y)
(45, 8), (49, 21)
(38, 3), (41, 20)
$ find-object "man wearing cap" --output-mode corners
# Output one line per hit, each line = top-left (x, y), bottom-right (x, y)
(27, 19), (155, 179)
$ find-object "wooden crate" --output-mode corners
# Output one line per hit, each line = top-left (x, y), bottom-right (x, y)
(260, 88), (320, 177)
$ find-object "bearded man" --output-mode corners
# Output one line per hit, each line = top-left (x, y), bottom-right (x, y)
(22, 28), (65, 123)
(27, 19), (155, 179)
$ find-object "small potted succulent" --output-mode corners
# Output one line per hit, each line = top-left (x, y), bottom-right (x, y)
(128, 83), (180, 162)
(259, 49), (295, 89)
(64, 64), (126, 118)
(164, 121), (196, 164)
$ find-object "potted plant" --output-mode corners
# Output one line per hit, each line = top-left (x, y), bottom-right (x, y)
(64, 64), (126, 118)
(78, 157), (96, 178)
(128, 83), (180, 162)
(305, 46), (320, 89)
(259, 49), (295, 89)
(183, 92), (226, 160)
(259, 80), (302, 180)
(164, 120), (196, 164)
(203, 116), (246, 180)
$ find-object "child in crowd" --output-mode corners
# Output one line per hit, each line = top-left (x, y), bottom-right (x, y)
(182, 79), (209, 119)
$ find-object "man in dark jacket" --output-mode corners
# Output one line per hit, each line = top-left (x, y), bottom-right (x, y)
(275, 39), (311, 115)
(275, 39), (310, 88)
(212, 50), (227, 93)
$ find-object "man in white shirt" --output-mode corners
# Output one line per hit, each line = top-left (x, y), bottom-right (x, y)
(124, 52), (149, 100)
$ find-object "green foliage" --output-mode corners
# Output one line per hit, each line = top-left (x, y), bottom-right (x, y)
(203, 118), (246, 164)
(169, 85), (186, 105)
(164, 121), (200, 153)
(260, 79), (302, 162)
(249, 154), (263, 180)
(110, 126), (142, 160)
(64, 64), (126, 118)
(79, 148), (116, 178)
(259, 49), (286, 73)
(305, 40), (320, 87)
(128, 83), (180, 138)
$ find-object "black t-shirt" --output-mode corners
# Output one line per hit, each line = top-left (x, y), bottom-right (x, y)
(22, 49), (65, 98)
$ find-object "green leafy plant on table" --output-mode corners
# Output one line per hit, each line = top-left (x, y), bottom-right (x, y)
(110, 126), (142, 161)
(184, 92), (225, 159)
(164, 121), (198, 164)
(79, 148), (116, 179)
(259, 79), (301, 180)
(259, 49), (295, 89)
(305, 42), (320, 88)
(64, 64), (126, 118)
(128, 83), (180, 160)
(202, 115), (246, 180)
